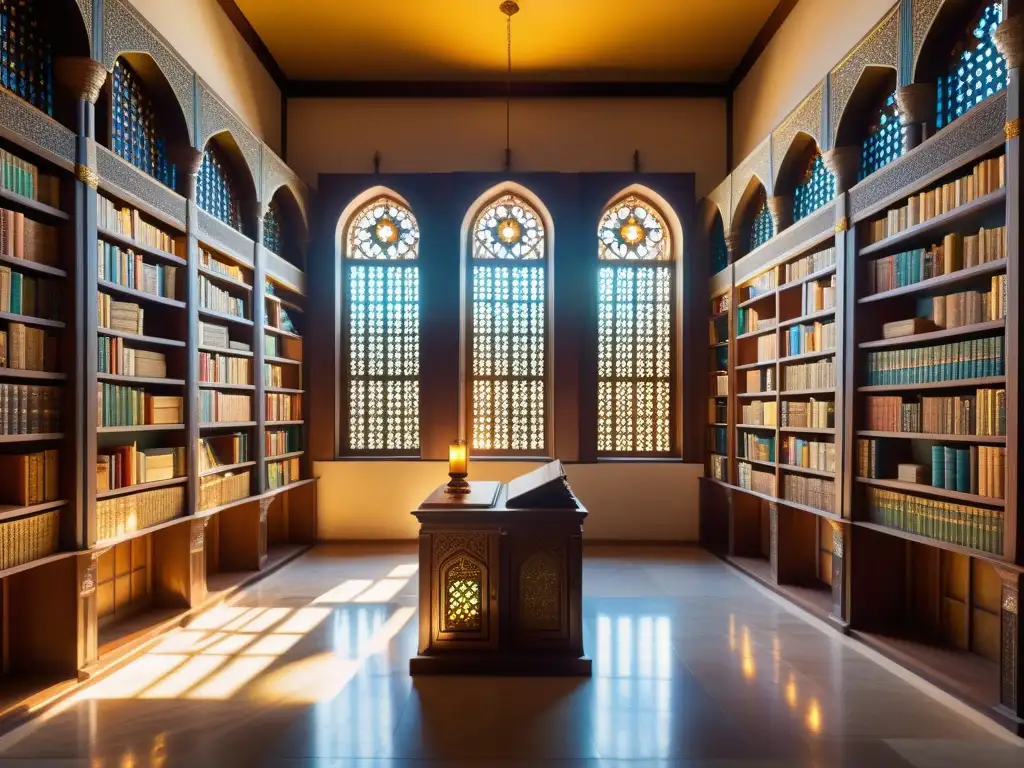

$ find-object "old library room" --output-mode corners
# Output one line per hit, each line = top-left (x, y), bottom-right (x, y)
(1, 0), (1024, 765)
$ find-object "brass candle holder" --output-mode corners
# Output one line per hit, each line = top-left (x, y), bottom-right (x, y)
(446, 439), (470, 494)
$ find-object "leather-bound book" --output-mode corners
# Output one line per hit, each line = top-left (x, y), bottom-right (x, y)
(505, 460), (578, 509)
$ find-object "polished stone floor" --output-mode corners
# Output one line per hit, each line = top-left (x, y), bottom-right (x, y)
(1, 544), (1022, 767)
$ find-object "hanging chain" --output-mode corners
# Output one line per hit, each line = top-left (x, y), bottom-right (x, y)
(499, 1), (519, 167)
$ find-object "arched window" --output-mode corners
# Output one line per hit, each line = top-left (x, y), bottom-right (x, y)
(468, 192), (547, 454)
(1, 0), (53, 115)
(859, 91), (904, 180)
(793, 151), (835, 222)
(710, 213), (728, 273)
(936, 2), (1006, 129)
(748, 188), (774, 252)
(344, 196), (420, 453)
(197, 143), (241, 231)
(264, 199), (283, 254)
(597, 195), (675, 455)
(112, 59), (176, 188)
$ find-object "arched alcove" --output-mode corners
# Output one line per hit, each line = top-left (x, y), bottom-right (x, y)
(198, 131), (259, 237)
(774, 132), (835, 223)
(263, 184), (308, 268)
(98, 53), (191, 195)
(834, 65), (901, 182)
(733, 176), (773, 257)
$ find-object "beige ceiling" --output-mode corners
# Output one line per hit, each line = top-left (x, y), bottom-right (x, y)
(234, 0), (781, 82)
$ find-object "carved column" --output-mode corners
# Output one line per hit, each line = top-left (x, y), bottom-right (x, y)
(253, 199), (269, 494)
(994, 14), (1024, 70)
(994, 566), (1022, 719)
(767, 195), (792, 234)
(822, 146), (860, 196)
(76, 553), (100, 669)
(724, 228), (743, 263)
(897, 84), (937, 151)
(829, 520), (848, 628)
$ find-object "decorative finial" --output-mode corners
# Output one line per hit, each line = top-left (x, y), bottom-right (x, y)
(500, 1), (520, 17)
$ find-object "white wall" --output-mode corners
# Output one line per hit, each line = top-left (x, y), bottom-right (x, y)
(313, 461), (702, 542)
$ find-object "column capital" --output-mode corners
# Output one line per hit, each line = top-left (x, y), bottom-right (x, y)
(897, 83), (936, 151)
(767, 194), (792, 234)
(171, 146), (205, 177)
(724, 228), (742, 262)
(995, 14), (1024, 69)
(55, 56), (108, 105)
(821, 146), (860, 195)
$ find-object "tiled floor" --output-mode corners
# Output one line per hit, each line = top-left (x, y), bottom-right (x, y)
(0, 544), (1021, 767)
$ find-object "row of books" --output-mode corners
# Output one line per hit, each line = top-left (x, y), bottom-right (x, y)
(199, 391), (251, 423)
(781, 399), (834, 429)
(0, 323), (56, 371)
(740, 400), (776, 427)
(782, 321), (835, 357)
(865, 487), (1003, 555)
(744, 367), (775, 394)
(98, 385), (182, 427)
(267, 457), (301, 490)
(0, 449), (59, 505)
(266, 393), (301, 421)
(738, 463), (775, 495)
(199, 470), (251, 512)
(864, 227), (1005, 295)
(864, 389), (1004, 435)
(96, 485), (184, 543)
(0, 383), (60, 434)
(200, 352), (252, 385)
(865, 336), (1004, 386)
(98, 243), (179, 300)
(199, 248), (247, 283)
(744, 272), (776, 299)
(0, 509), (59, 571)
(1, 207), (58, 265)
(98, 337), (167, 378)
(783, 358), (835, 391)
(709, 426), (726, 454)
(97, 445), (185, 492)
(266, 427), (302, 457)
(862, 155), (1006, 244)
(798, 275), (836, 315)
(0, 149), (54, 203)
(781, 438), (835, 473)
(783, 247), (835, 285)
(934, 275), (1006, 328)
(709, 454), (727, 481)
(738, 432), (774, 462)
(737, 306), (774, 335)
(0, 266), (60, 318)
(97, 196), (178, 255)
(714, 374), (728, 396)
(856, 438), (887, 479)
(200, 275), (246, 317)
(199, 433), (249, 472)
(98, 293), (144, 335)
(755, 334), (776, 362)
(929, 444), (1004, 498)
(783, 474), (835, 513)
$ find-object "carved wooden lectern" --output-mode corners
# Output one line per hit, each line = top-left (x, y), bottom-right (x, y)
(410, 461), (591, 675)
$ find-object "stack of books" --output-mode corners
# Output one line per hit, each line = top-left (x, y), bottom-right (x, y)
(0, 384), (61, 434)
(199, 391), (251, 423)
(0, 450), (59, 505)
(0, 267), (60, 318)
(866, 486), (1003, 554)
(0, 323), (57, 371)
(97, 445), (185, 491)
(98, 294), (144, 334)
(0, 509), (60, 570)
(95, 485), (184, 542)
(865, 336), (1004, 385)
(1, 208), (58, 265)
(199, 433), (249, 471)
(97, 339), (166, 378)
(199, 321), (230, 349)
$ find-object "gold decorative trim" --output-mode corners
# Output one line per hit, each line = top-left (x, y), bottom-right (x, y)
(835, 217), (849, 233)
(76, 164), (99, 189)
(1006, 119), (1021, 141)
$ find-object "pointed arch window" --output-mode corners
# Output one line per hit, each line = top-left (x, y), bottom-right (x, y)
(793, 151), (835, 222)
(264, 198), (283, 254)
(597, 195), (675, 456)
(344, 196), (420, 453)
(860, 91), (904, 180)
(112, 59), (176, 188)
(468, 193), (547, 454)
(197, 143), (241, 231)
(0, 0), (53, 115)
(936, 3), (1006, 129)
(748, 188), (774, 252)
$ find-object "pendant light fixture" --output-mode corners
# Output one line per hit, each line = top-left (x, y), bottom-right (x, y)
(500, 1), (519, 171)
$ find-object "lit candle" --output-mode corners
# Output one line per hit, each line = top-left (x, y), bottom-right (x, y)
(446, 439), (470, 494)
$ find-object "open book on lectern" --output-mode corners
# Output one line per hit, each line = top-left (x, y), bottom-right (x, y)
(505, 460), (579, 509)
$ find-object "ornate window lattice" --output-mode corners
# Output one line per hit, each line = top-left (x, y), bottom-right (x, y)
(936, 3), (1006, 129)
(345, 196), (420, 453)
(197, 143), (241, 231)
(747, 187), (774, 252)
(793, 151), (835, 222)
(859, 91), (904, 181)
(597, 196), (674, 455)
(443, 557), (482, 632)
(710, 213), (728, 273)
(1, 0), (53, 115)
(469, 193), (547, 453)
(263, 198), (282, 254)
(112, 59), (176, 189)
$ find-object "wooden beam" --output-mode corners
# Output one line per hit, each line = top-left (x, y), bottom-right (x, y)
(286, 80), (729, 100)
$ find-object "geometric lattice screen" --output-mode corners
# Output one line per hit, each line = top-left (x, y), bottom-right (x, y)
(793, 151), (835, 222)
(859, 91), (904, 181)
(936, 2), (1006, 130)
(748, 187), (774, 253)
(597, 196), (673, 455)
(345, 196), (420, 453)
(469, 193), (547, 454)
(112, 58), (177, 189)
(197, 142), (242, 231)
(1, 0), (54, 116)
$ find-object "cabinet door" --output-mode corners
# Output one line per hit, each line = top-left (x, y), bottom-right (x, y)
(431, 531), (500, 650)
(508, 536), (570, 646)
